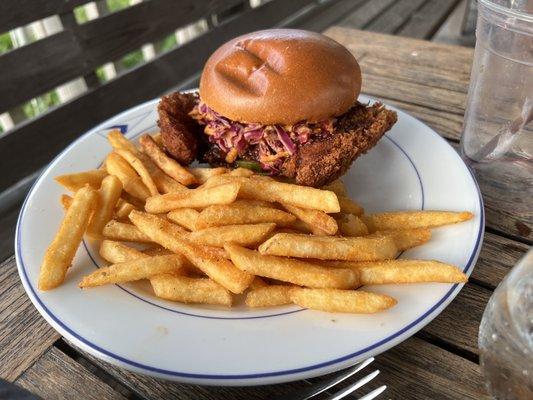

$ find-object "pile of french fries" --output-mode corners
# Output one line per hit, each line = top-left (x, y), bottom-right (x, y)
(39, 129), (474, 314)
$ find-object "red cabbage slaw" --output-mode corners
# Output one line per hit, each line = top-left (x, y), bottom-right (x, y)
(189, 101), (336, 172)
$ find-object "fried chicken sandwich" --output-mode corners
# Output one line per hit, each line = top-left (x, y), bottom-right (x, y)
(158, 29), (397, 187)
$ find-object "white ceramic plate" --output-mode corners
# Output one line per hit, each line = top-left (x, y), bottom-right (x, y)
(16, 95), (484, 386)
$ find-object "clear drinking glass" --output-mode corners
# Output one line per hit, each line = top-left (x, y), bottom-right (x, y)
(478, 249), (533, 399)
(460, 0), (532, 238)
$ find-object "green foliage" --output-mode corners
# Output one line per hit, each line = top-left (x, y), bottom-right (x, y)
(22, 91), (60, 119)
(121, 49), (144, 70)
(0, 32), (13, 54)
(107, 0), (131, 12)
(73, 7), (89, 24)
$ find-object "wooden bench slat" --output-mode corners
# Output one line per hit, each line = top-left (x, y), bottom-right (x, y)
(0, 0), (314, 193)
(0, 31), (85, 113)
(15, 347), (127, 400)
(365, 0), (428, 34)
(295, 0), (367, 32)
(0, 256), (60, 381)
(338, 0), (395, 29)
(0, 0), (67, 33)
(398, 0), (462, 39)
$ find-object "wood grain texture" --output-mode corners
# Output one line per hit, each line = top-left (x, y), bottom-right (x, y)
(0, 256), (60, 381)
(295, 0), (366, 32)
(77, 335), (488, 400)
(365, 0), (427, 34)
(338, 0), (395, 29)
(0, 202), (20, 263)
(398, 0), (462, 39)
(0, 0), (67, 33)
(15, 347), (126, 400)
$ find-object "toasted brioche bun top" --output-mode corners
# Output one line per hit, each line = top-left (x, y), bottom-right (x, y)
(199, 29), (361, 125)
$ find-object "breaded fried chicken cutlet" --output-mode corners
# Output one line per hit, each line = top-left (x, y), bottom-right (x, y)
(158, 29), (397, 187)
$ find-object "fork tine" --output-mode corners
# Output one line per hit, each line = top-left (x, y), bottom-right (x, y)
(358, 385), (387, 400)
(326, 369), (381, 400)
(277, 358), (376, 400)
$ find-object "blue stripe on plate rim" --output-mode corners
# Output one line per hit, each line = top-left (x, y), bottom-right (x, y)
(14, 97), (485, 380)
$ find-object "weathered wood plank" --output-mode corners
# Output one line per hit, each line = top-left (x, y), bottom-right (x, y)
(77, 335), (488, 400)
(0, 256), (60, 381)
(398, 0), (462, 39)
(338, 0), (395, 29)
(0, 0), (66, 33)
(0, 31), (85, 113)
(295, 0), (366, 32)
(0, 0), (313, 192)
(15, 347), (127, 400)
(0, 202), (20, 263)
(365, 0), (427, 34)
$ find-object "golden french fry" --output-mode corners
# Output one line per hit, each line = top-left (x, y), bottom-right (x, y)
(114, 149), (158, 196)
(286, 219), (312, 233)
(129, 211), (253, 293)
(363, 211), (474, 231)
(106, 152), (150, 200)
(228, 167), (255, 177)
(289, 288), (397, 313)
(204, 176), (340, 213)
(189, 167), (228, 184)
(55, 169), (107, 192)
(245, 285), (293, 307)
(102, 220), (153, 243)
(150, 274), (232, 306)
(336, 213), (368, 237)
(38, 186), (97, 290)
(354, 260), (468, 284)
(139, 134), (197, 185)
(225, 243), (358, 289)
(99, 240), (147, 263)
(337, 196), (364, 216)
(143, 247), (174, 257)
(258, 233), (398, 261)
(79, 254), (186, 288)
(60, 194), (73, 211)
(249, 276), (268, 289)
(187, 223), (275, 248)
(107, 130), (139, 155)
(371, 228), (432, 251)
(115, 198), (137, 220)
(232, 199), (274, 208)
(283, 204), (338, 236)
(167, 208), (199, 231)
(145, 182), (240, 213)
(121, 192), (145, 209)
(321, 179), (347, 197)
(152, 132), (163, 147)
(152, 169), (188, 193)
(196, 203), (295, 229)
(86, 175), (123, 239)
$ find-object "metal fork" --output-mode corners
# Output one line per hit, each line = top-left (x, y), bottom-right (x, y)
(275, 358), (386, 400)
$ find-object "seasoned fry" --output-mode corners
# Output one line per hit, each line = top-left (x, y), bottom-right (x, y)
(232, 199), (274, 208)
(106, 152), (150, 200)
(115, 149), (158, 196)
(196, 204), (295, 229)
(107, 130), (139, 155)
(189, 167), (227, 184)
(372, 228), (432, 251)
(187, 223), (276, 248)
(258, 233), (398, 261)
(249, 276), (268, 289)
(38, 186), (97, 290)
(79, 254), (186, 288)
(245, 285), (293, 307)
(286, 219), (312, 233)
(204, 176), (340, 213)
(355, 260), (468, 284)
(87, 175), (123, 239)
(337, 196), (364, 216)
(289, 288), (397, 313)
(115, 198), (137, 220)
(321, 179), (347, 197)
(99, 240), (147, 263)
(228, 167), (255, 177)
(283, 204), (338, 235)
(167, 208), (200, 231)
(60, 194), (73, 211)
(55, 169), (107, 192)
(363, 211), (474, 232)
(336, 213), (368, 237)
(102, 220), (153, 243)
(129, 211), (253, 293)
(225, 243), (358, 289)
(139, 134), (196, 185)
(143, 246), (174, 257)
(152, 169), (188, 193)
(145, 182), (240, 213)
(150, 274), (232, 306)
(152, 132), (163, 147)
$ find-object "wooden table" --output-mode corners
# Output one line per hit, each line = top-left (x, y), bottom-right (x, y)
(1, 27), (529, 400)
